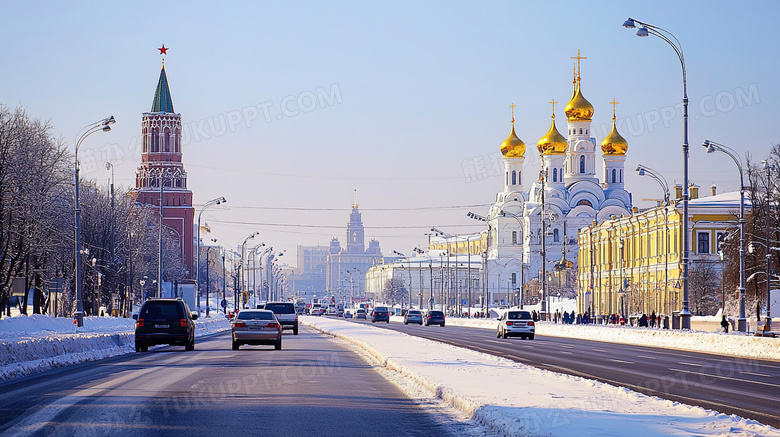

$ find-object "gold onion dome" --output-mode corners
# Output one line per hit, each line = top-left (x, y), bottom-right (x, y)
(602, 109), (628, 156)
(501, 125), (526, 158)
(565, 82), (594, 122)
(537, 115), (567, 155)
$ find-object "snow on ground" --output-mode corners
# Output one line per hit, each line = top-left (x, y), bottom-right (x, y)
(302, 316), (779, 437)
(0, 314), (231, 382)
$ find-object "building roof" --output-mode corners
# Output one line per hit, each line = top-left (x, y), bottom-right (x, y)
(151, 65), (174, 113)
(687, 191), (752, 209)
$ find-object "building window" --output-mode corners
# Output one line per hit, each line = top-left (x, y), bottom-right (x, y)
(580, 155), (585, 173)
(553, 228), (560, 243)
(506, 172), (508, 186)
(512, 231), (517, 244)
(553, 168), (557, 182)
(579, 128), (583, 134)
(511, 273), (517, 287)
(512, 170), (516, 185)
(152, 128), (159, 152)
(612, 169), (617, 183)
(697, 232), (710, 254)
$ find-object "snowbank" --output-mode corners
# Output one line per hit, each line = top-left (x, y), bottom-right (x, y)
(302, 316), (779, 437)
(436, 317), (780, 361)
(0, 314), (231, 382)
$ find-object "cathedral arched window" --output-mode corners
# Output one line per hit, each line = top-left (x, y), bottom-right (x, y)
(506, 172), (509, 186)
(512, 231), (517, 245)
(142, 128), (148, 153)
(552, 168), (557, 182)
(152, 128), (159, 152)
(511, 273), (517, 287)
(620, 169), (623, 183)
(163, 128), (170, 152)
(512, 170), (516, 185)
(612, 169), (617, 183)
(536, 228), (542, 245)
(579, 128), (583, 134)
(579, 155), (585, 173)
(553, 228), (560, 243)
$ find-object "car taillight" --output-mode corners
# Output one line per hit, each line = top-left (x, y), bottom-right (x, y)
(234, 321), (247, 328)
(506, 321), (513, 326)
(267, 322), (279, 329)
(180, 319), (187, 327)
(295, 316), (298, 322)
(136, 318), (144, 327)
(528, 321), (535, 326)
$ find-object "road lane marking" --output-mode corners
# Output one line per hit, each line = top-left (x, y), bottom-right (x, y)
(741, 371), (772, 377)
(636, 355), (657, 360)
(593, 349), (607, 353)
(608, 359), (633, 364)
(669, 368), (780, 389)
(678, 362), (703, 367)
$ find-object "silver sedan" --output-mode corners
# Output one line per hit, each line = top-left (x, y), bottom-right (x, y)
(497, 310), (535, 340)
(232, 309), (282, 350)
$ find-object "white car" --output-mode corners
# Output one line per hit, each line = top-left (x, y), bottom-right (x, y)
(497, 310), (535, 339)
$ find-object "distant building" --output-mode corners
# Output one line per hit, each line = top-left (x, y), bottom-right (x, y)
(326, 197), (384, 302)
(287, 245), (328, 298)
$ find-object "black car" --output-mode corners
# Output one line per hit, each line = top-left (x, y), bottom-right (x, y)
(425, 310), (445, 326)
(371, 306), (390, 323)
(134, 298), (198, 352)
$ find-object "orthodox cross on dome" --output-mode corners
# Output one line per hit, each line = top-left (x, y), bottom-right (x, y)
(609, 98), (620, 120)
(510, 103), (516, 125)
(548, 98), (558, 119)
(352, 189), (358, 209)
(572, 63), (577, 86)
(570, 49), (587, 81)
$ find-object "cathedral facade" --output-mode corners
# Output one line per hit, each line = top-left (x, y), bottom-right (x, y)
(485, 54), (632, 309)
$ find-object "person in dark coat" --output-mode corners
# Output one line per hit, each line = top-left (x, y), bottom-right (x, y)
(649, 311), (656, 327)
(639, 313), (648, 327)
(721, 314), (729, 333)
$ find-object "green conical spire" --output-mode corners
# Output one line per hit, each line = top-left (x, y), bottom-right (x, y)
(151, 63), (174, 113)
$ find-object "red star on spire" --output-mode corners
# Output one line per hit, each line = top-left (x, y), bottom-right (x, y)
(158, 44), (168, 55)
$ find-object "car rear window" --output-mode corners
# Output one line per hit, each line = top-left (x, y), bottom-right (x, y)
(409, 311), (421, 315)
(265, 303), (295, 314)
(238, 311), (274, 320)
(508, 311), (532, 319)
(357, 309), (365, 313)
(374, 307), (388, 312)
(428, 311), (443, 317)
(140, 302), (181, 319)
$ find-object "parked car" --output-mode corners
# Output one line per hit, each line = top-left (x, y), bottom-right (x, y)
(134, 298), (198, 352)
(497, 310), (535, 339)
(354, 309), (367, 319)
(344, 309), (353, 318)
(424, 310), (445, 327)
(231, 309), (282, 350)
(404, 310), (423, 325)
(371, 306), (390, 323)
(262, 302), (299, 335)
(326, 305), (338, 316)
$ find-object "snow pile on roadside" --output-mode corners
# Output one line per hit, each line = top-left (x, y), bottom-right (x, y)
(0, 315), (231, 382)
(302, 316), (780, 437)
(439, 317), (780, 361)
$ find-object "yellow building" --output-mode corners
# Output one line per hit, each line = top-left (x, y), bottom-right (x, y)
(578, 187), (747, 318)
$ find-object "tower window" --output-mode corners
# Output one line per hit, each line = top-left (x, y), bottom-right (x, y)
(579, 155), (585, 173)
(512, 231), (517, 244)
(579, 128), (583, 134)
(553, 228), (560, 243)
(506, 172), (509, 186)
(612, 169), (617, 183)
(512, 170), (516, 185)
(620, 169), (623, 183)
(511, 273), (517, 287)
(152, 128), (159, 152)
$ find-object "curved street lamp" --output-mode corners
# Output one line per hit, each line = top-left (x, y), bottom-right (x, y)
(762, 160), (776, 330)
(623, 17), (691, 329)
(636, 164), (671, 316)
(703, 139), (748, 331)
(196, 196), (226, 314)
(74, 116), (115, 326)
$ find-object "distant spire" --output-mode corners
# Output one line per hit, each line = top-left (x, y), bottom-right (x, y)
(151, 61), (174, 113)
(352, 189), (358, 209)
(549, 98), (558, 119)
(510, 102), (516, 126)
(570, 49), (587, 82)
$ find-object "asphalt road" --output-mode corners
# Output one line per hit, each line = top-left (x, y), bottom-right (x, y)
(347, 317), (780, 428)
(0, 327), (462, 437)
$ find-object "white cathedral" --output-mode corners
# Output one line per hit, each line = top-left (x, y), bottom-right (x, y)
(485, 55), (632, 305)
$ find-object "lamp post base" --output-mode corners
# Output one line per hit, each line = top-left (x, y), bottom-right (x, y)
(74, 311), (84, 327)
(680, 311), (691, 330)
(737, 317), (747, 332)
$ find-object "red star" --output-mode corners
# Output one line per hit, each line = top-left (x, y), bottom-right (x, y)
(158, 45), (168, 55)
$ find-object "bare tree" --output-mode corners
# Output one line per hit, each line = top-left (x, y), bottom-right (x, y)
(688, 261), (720, 315)
(383, 277), (407, 306)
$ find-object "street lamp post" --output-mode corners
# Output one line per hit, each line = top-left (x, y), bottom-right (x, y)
(636, 164), (671, 317)
(74, 116), (115, 327)
(762, 160), (776, 330)
(623, 17), (691, 329)
(196, 196), (226, 314)
(703, 139), (747, 331)
(240, 232), (259, 308)
(539, 168), (549, 321)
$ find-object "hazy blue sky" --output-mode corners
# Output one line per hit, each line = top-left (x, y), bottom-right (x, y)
(2, 1), (777, 266)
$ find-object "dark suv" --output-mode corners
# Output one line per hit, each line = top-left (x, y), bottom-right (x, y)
(425, 310), (445, 327)
(134, 298), (198, 352)
(262, 302), (299, 335)
(371, 306), (390, 323)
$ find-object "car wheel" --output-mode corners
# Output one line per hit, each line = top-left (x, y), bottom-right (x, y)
(135, 343), (144, 353)
(275, 339), (282, 350)
(185, 339), (195, 351)
(496, 330), (501, 338)
(404, 321), (408, 325)
(372, 320), (375, 323)
(502, 331), (508, 339)
(141, 345), (148, 352)
(529, 334), (535, 340)
(232, 341), (240, 350)
(386, 320), (389, 323)
(293, 325), (299, 335)
(440, 323), (445, 327)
